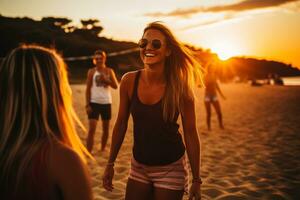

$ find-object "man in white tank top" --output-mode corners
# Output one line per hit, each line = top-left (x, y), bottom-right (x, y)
(85, 50), (118, 153)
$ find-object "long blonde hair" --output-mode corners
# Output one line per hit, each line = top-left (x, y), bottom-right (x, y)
(0, 44), (91, 193)
(143, 22), (203, 121)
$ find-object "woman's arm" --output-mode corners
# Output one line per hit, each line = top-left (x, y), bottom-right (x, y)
(181, 96), (202, 199)
(102, 72), (133, 191)
(216, 81), (226, 99)
(108, 68), (118, 89)
(85, 69), (94, 107)
(107, 73), (131, 163)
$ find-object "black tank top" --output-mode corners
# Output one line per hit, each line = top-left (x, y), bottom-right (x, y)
(130, 71), (185, 165)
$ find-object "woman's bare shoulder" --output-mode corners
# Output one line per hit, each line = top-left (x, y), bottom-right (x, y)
(119, 70), (141, 99)
(120, 70), (141, 88)
(87, 67), (96, 78)
(48, 142), (86, 181)
(121, 70), (140, 82)
(48, 143), (93, 200)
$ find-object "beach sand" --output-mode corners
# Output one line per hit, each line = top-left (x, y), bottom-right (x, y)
(71, 83), (300, 200)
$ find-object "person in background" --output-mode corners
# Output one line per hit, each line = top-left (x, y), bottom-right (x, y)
(86, 50), (118, 153)
(204, 61), (226, 130)
(0, 44), (93, 200)
(102, 22), (203, 200)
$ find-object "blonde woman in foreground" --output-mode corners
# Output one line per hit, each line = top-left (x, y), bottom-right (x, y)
(0, 45), (93, 200)
(103, 22), (203, 200)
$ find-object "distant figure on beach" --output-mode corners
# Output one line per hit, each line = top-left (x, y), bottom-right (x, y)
(266, 73), (284, 85)
(251, 78), (263, 86)
(273, 74), (284, 85)
(86, 50), (118, 153)
(102, 22), (203, 200)
(266, 73), (273, 85)
(0, 45), (93, 200)
(204, 62), (226, 130)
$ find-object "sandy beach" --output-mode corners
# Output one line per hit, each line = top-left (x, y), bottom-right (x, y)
(71, 83), (300, 200)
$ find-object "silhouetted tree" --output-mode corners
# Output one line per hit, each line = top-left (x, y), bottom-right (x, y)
(80, 19), (99, 28)
(41, 17), (72, 31)
(79, 19), (103, 36)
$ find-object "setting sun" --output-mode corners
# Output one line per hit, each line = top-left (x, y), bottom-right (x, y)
(210, 42), (240, 61)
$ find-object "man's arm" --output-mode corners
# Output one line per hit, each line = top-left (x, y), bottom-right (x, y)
(85, 69), (94, 107)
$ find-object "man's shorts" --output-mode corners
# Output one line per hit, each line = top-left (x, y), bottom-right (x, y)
(129, 155), (189, 193)
(88, 103), (111, 120)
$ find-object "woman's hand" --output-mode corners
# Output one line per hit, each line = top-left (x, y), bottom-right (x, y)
(188, 182), (201, 200)
(102, 165), (115, 191)
(99, 74), (110, 87)
(86, 105), (92, 115)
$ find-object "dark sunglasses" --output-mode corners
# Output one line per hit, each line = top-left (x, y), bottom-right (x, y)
(138, 39), (162, 50)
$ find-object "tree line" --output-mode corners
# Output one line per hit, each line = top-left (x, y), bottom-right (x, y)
(1, 15), (299, 83)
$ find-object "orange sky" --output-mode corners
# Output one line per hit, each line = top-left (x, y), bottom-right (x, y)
(1, 0), (300, 68)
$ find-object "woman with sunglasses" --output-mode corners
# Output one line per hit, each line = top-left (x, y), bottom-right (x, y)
(102, 22), (203, 200)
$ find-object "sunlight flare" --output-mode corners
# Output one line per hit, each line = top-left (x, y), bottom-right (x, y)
(210, 42), (240, 61)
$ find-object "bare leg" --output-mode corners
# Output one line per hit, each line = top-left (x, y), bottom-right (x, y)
(153, 187), (184, 200)
(204, 101), (211, 131)
(212, 101), (224, 129)
(125, 178), (153, 200)
(86, 119), (98, 153)
(101, 120), (110, 151)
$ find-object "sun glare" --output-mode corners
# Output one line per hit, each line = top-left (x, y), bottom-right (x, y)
(210, 42), (239, 61)
(218, 51), (234, 61)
